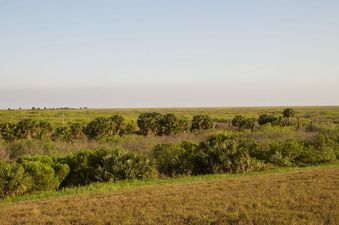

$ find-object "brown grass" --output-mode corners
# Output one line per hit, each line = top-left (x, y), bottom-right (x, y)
(0, 167), (338, 225)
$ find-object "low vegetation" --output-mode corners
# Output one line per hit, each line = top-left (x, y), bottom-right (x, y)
(1, 130), (337, 199)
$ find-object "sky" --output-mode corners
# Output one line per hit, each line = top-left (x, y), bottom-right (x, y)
(0, 0), (338, 108)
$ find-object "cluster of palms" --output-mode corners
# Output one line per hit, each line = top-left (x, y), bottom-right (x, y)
(0, 113), (214, 143)
(232, 108), (296, 131)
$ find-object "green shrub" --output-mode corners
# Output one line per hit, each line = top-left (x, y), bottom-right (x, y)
(191, 115), (214, 132)
(60, 148), (154, 187)
(196, 135), (253, 174)
(267, 140), (304, 167)
(159, 114), (189, 135)
(153, 135), (255, 176)
(0, 161), (32, 198)
(282, 108), (296, 125)
(232, 115), (256, 131)
(51, 127), (72, 143)
(153, 144), (186, 176)
(51, 123), (84, 143)
(121, 122), (137, 135)
(59, 150), (98, 186)
(298, 133), (337, 165)
(15, 119), (52, 139)
(137, 112), (163, 135)
(17, 156), (70, 192)
(137, 113), (189, 136)
(94, 149), (154, 181)
(258, 114), (281, 126)
(232, 115), (246, 129)
(0, 123), (17, 142)
(84, 115), (126, 140)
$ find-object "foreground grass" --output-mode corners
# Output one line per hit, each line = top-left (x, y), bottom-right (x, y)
(0, 163), (338, 224)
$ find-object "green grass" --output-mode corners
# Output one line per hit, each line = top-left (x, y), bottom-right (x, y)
(1, 161), (338, 205)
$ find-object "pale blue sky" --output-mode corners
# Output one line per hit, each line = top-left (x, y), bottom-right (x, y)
(0, 0), (338, 108)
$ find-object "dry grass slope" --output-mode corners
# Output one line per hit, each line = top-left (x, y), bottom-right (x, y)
(0, 167), (338, 225)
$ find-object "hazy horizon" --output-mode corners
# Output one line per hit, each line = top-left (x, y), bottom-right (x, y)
(1, 84), (338, 109)
(1, 0), (338, 108)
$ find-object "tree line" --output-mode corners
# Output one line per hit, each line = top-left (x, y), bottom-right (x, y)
(0, 113), (214, 142)
(0, 108), (297, 142)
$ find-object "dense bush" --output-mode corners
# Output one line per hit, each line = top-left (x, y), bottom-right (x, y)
(0, 148), (154, 198)
(153, 132), (338, 177)
(190, 114), (214, 132)
(153, 135), (255, 176)
(58, 150), (98, 186)
(122, 122), (137, 135)
(0, 123), (17, 142)
(137, 112), (163, 135)
(137, 113), (189, 136)
(0, 161), (32, 198)
(159, 113), (189, 135)
(267, 140), (304, 166)
(153, 143), (187, 176)
(15, 119), (52, 139)
(0, 123), (16, 142)
(94, 149), (154, 182)
(232, 115), (256, 131)
(51, 127), (72, 143)
(52, 123), (85, 143)
(0, 155), (69, 198)
(299, 132), (338, 164)
(17, 156), (70, 192)
(194, 135), (254, 174)
(245, 133), (337, 167)
(258, 114), (281, 126)
(60, 148), (154, 187)
(282, 108), (296, 125)
(84, 115), (126, 140)
(0, 120), (52, 142)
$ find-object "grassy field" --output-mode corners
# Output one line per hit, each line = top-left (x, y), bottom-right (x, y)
(0, 106), (338, 224)
(1, 106), (338, 126)
(1, 106), (338, 160)
(0, 163), (338, 225)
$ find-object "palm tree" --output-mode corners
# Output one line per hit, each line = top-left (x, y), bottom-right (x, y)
(282, 108), (295, 125)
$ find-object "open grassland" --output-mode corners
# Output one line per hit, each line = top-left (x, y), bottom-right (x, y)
(1, 106), (338, 160)
(1, 106), (338, 126)
(0, 164), (338, 225)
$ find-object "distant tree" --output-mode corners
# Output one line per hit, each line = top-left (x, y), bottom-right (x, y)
(159, 114), (189, 135)
(282, 108), (295, 125)
(0, 123), (17, 142)
(84, 115), (126, 140)
(15, 119), (52, 139)
(243, 118), (256, 132)
(232, 115), (246, 130)
(258, 114), (281, 126)
(190, 115), (213, 132)
(232, 115), (256, 132)
(110, 115), (126, 134)
(51, 127), (72, 143)
(137, 112), (163, 135)
(69, 123), (85, 139)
